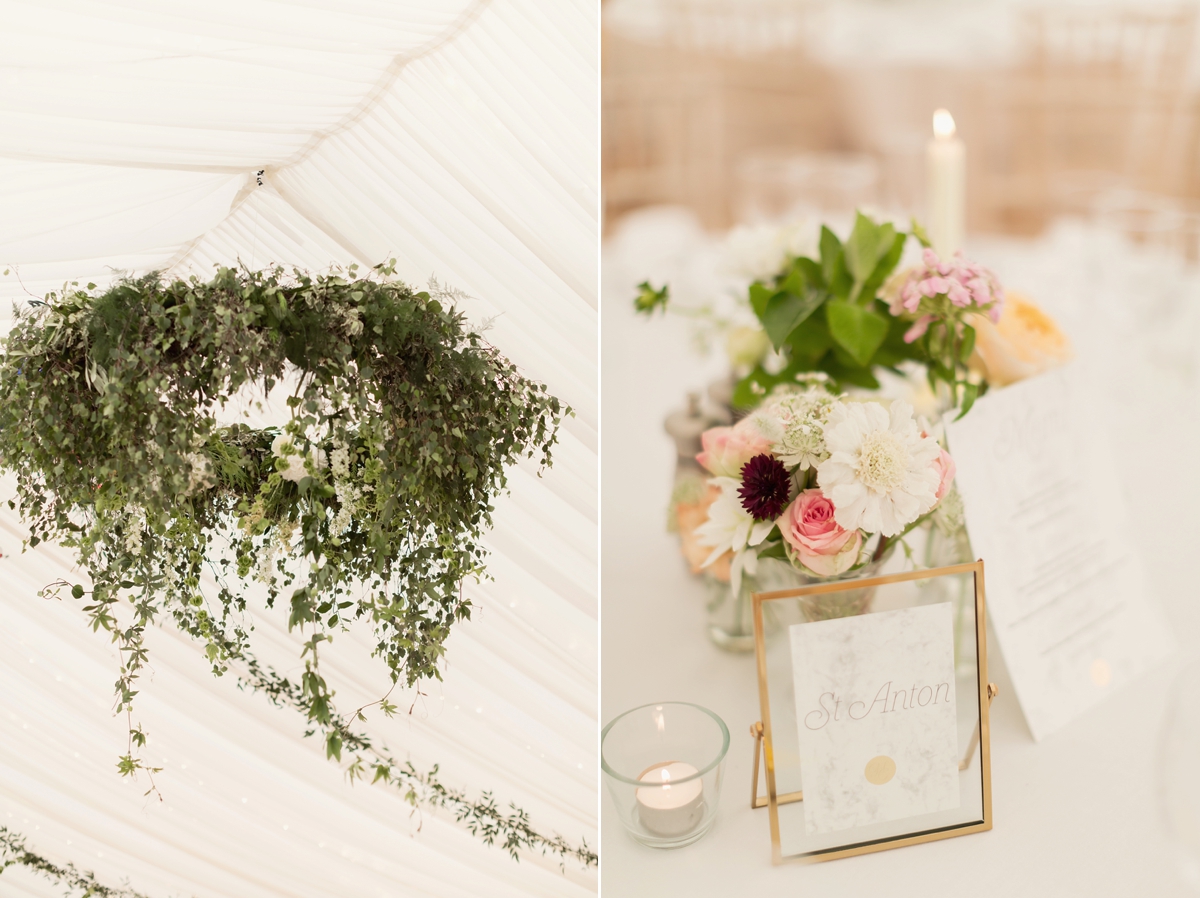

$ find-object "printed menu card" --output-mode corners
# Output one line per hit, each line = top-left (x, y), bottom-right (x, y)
(789, 603), (960, 834)
(945, 365), (1173, 740)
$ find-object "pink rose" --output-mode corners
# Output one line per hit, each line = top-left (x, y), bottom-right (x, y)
(696, 417), (772, 478)
(777, 489), (863, 577)
(932, 447), (956, 502)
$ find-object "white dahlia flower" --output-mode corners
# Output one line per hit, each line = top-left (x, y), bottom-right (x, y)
(816, 400), (940, 537)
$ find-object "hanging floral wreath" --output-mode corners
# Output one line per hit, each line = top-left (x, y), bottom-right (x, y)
(0, 262), (566, 790)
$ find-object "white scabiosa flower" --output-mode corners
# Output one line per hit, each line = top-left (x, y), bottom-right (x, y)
(816, 400), (940, 537)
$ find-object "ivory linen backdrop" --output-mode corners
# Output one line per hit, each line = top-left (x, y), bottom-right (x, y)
(0, 2), (597, 897)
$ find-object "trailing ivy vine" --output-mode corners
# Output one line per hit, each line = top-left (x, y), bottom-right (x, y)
(236, 649), (597, 867)
(0, 827), (151, 897)
(0, 263), (567, 818)
(166, 595), (595, 867)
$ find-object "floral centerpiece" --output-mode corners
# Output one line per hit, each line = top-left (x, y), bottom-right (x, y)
(694, 381), (957, 597)
(639, 212), (1071, 644)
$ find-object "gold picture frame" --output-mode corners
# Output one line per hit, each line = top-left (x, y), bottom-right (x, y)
(751, 559), (995, 863)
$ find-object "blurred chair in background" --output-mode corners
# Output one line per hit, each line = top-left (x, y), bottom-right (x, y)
(731, 151), (878, 225)
(602, 0), (836, 229)
(604, 0), (1200, 251)
(974, 6), (1197, 235)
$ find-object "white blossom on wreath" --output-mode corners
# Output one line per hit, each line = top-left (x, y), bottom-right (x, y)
(270, 432), (328, 483)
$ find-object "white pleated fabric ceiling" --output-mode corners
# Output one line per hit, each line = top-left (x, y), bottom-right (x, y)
(0, 2), (597, 896)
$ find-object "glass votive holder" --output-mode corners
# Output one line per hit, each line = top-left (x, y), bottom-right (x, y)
(601, 701), (729, 848)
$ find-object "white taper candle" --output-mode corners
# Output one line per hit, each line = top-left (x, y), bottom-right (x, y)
(927, 108), (966, 256)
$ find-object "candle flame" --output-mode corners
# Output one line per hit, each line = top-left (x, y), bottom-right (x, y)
(933, 109), (956, 139)
(661, 769), (671, 787)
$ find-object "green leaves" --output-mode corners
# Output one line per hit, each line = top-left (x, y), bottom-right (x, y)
(632, 280), (669, 315)
(762, 288), (825, 350)
(1, 824), (158, 898)
(325, 731), (343, 761)
(737, 212), (918, 404)
(0, 264), (566, 805)
(748, 281), (773, 318)
(826, 302), (889, 367)
(819, 226), (846, 291)
(959, 323), (977, 363)
(910, 217), (932, 248)
(843, 213), (904, 304)
(844, 214), (893, 286)
(916, 317), (985, 420)
(956, 382), (979, 419)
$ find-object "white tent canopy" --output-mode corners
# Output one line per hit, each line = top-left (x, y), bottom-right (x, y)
(0, 2), (597, 896)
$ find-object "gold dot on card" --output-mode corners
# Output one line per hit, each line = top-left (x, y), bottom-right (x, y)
(864, 755), (896, 785)
(1091, 658), (1111, 687)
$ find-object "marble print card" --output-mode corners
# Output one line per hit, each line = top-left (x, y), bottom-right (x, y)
(789, 603), (960, 835)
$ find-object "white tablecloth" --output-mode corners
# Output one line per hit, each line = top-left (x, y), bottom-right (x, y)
(601, 209), (1200, 896)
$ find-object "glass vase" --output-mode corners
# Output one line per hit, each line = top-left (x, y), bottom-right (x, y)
(919, 517), (977, 675)
(705, 549), (895, 652)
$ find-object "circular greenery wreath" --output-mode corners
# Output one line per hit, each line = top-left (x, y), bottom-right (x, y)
(0, 263), (566, 803)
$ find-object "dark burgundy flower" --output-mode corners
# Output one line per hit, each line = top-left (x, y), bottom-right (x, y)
(738, 454), (791, 520)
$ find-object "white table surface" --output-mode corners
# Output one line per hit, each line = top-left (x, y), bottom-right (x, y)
(601, 210), (1200, 896)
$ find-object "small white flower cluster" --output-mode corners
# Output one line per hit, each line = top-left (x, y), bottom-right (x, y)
(256, 540), (278, 584)
(271, 432), (327, 483)
(330, 441), (371, 535)
(756, 387), (839, 471)
(123, 505), (145, 554)
(933, 483), (965, 536)
(184, 451), (215, 492)
(255, 519), (296, 584)
(331, 480), (362, 535)
(329, 444), (351, 480)
(723, 221), (818, 282)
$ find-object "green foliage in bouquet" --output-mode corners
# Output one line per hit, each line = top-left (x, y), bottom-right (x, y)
(732, 213), (919, 407)
(633, 280), (669, 315)
(0, 263), (565, 787)
(633, 213), (999, 417)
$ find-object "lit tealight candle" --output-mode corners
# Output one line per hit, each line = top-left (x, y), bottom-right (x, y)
(927, 108), (966, 256)
(635, 761), (704, 836)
